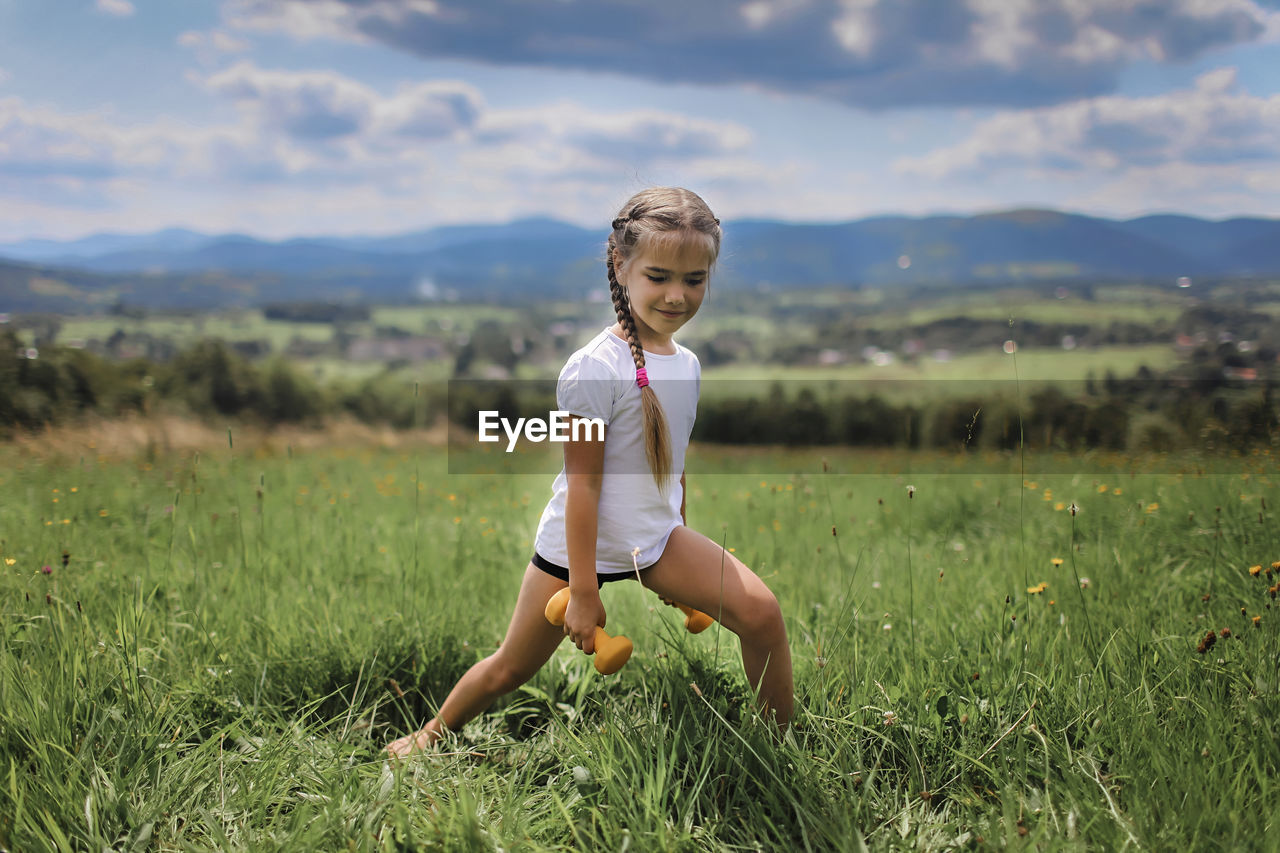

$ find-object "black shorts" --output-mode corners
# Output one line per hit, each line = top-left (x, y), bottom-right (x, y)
(532, 552), (644, 588)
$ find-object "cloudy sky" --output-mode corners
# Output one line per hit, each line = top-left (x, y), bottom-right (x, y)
(2, 0), (1279, 240)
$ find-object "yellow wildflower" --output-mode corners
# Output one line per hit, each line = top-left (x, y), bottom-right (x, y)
(1250, 565), (1263, 576)
(1145, 502), (1159, 513)
(1051, 558), (1064, 566)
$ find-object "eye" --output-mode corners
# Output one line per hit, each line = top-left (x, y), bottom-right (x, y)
(646, 274), (668, 283)
(686, 278), (706, 287)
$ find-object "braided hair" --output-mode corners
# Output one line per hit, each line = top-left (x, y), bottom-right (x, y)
(606, 188), (721, 490)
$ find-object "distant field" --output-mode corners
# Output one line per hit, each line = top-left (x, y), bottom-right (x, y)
(303, 358), (457, 385)
(55, 313), (337, 350)
(50, 303), (549, 351)
(368, 303), (530, 332)
(701, 344), (1178, 398)
(857, 293), (1190, 329)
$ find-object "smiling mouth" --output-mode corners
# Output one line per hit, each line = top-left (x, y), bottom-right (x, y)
(657, 309), (684, 317)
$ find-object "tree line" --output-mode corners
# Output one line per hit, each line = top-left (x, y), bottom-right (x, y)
(2, 330), (1275, 452)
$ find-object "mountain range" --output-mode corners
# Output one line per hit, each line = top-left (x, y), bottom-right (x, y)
(2, 209), (1277, 313)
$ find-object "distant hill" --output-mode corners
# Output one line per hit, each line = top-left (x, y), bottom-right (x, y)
(2, 209), (1278, 313)
(1, 228), (214, 264)
(0, 259), (417, 315)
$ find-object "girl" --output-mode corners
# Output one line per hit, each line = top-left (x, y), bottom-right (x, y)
(387, 187), (793, 757)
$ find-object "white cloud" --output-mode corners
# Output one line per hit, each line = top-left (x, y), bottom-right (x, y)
(829, 0), (880, 59)
(0, 67), (11, 86)
(225, 0), (364, 42)
(220, 0), (1280, 108)
(203, 62), (381, 140)
(178, 29), (251, 58)
(376, 81), (484, 140)
(896, 68), (1280, 179)
(199, 64), (499, 151)
(192, 62), (753, 169)
(1063, 161), (1280, 219)
(0, 64), (772, 237)
(477, 102), (751, 165)
(889, 68), (1280, 219)
(95, 0), (136, 17)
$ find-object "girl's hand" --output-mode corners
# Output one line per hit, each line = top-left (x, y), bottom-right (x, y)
(564, 590), (606, 655)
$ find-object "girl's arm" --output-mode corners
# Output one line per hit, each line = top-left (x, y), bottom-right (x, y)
(563, 417), (607, 653)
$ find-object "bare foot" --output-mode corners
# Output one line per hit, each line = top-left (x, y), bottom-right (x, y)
(385, 723), (439, 759)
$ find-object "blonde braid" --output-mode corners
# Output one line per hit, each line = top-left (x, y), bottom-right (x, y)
(607, 229), (673, 489)
(606, 237), (646, 371)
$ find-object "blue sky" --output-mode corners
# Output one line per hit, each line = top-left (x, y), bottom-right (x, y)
(2, 0), (1278, 240)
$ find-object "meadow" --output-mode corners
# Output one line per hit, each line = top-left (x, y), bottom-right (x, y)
(1, 429), (1277, 851)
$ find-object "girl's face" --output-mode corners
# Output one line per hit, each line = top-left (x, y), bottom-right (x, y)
(616, 236), (711, 349)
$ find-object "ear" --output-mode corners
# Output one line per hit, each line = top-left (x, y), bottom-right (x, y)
(612, 248), (624, 271)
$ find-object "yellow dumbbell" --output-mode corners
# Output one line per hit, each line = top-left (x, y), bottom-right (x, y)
(658, 596), (714, 633)
(544, 588), (633, 675)
(674, 602), (715, 634)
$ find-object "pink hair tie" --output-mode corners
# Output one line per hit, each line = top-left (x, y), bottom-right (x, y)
(635, 367), (649, 388)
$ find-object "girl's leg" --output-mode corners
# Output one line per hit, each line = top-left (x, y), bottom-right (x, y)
(641, 526), (794, 729)
(387, 563), (567, 756)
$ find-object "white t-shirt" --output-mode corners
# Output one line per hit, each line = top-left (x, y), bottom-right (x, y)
(534, 327), (701, 576)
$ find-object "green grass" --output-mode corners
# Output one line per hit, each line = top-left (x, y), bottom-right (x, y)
(855, 296), (1188, 330)
(57, 313), (340, 350)
(53, 303), (541, 355)
(1, 436), (1277, 850)
(701, 340), (1177, 389)
(368, 304), (529, 332)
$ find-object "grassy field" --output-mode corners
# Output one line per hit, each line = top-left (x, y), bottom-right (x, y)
(54, 313), (336, 351)
(1, 436), (1278, 850)
(699, 345), (1178, 402)
(46, 304), (541, 353)
(845, 288), (1192, 330)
